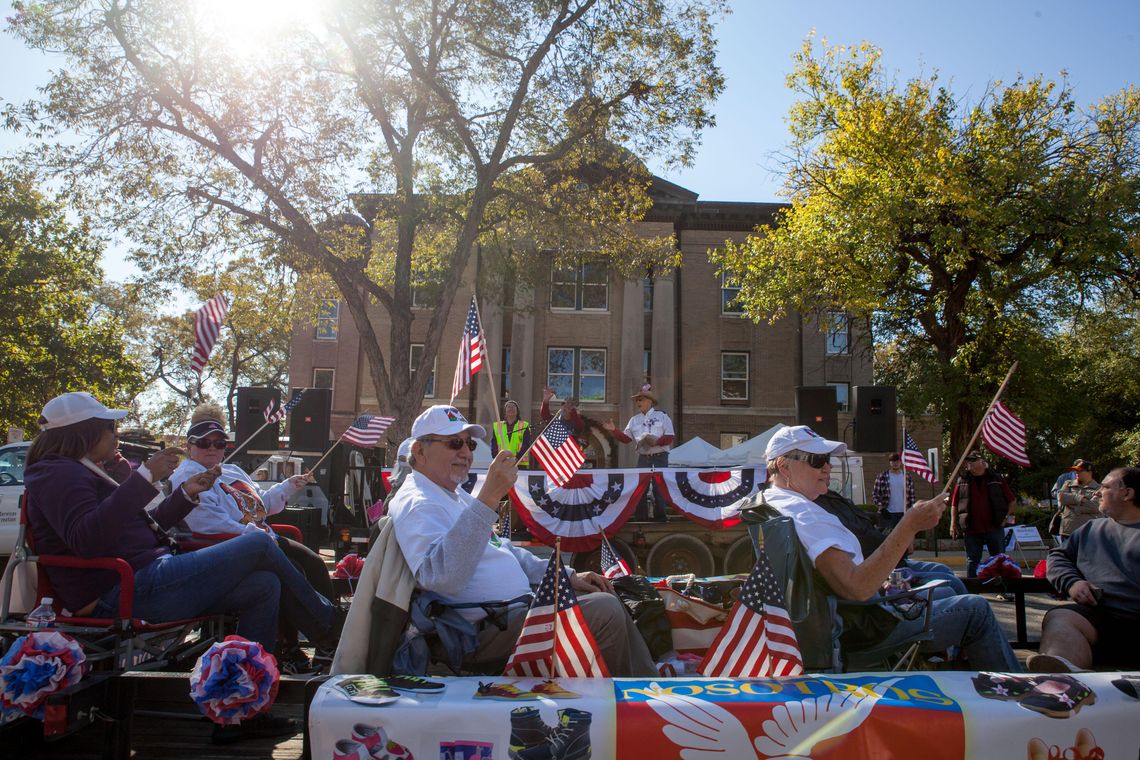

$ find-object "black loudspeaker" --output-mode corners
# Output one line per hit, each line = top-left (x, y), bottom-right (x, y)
(854, 385), (898, 452)
(235, 386), (280, 451)
(796, 386), (838, 440)
(290, 387), (332, 452)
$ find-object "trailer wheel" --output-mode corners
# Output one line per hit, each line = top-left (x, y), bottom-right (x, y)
(571, 538), (637, 575)
(645, 534), (715, 577)
(722, 536), (756, 575)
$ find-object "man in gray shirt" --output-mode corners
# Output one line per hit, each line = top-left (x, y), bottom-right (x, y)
(1030, 466), (1140, 672)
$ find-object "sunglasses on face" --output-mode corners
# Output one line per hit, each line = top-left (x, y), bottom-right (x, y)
(192, 439), (228, 450)
(783, 451), (830, 469)
(421, 436), (477, 452)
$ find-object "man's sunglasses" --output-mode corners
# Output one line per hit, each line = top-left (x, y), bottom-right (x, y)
(783, 451), (830, 469)
(420, 436), (478, 452)
(192, 439), (228, 450)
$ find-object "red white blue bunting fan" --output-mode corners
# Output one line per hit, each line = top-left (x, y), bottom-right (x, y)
(508, 470), (651, 552)
(654, 468), (763, 527)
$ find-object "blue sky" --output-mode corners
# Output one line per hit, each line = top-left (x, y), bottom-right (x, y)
(3, 0), (1139, 261)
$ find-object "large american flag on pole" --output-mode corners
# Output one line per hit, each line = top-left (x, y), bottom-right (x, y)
(451, 297), (486, 399)
(531, 418), (586, 487)
(190, 294), (229, 374)
(341, 414), (395, 447)
(264, 389), (305, 424)
(981, 400), (1031, 467)
(902, 430), (937, 483)
(698, 548), (804, 678)
(502, 555), (609, 678)
(600, 535), (632, 579)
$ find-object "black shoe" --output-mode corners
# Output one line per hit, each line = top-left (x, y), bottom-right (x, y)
(517, 707), (592, 760)
(279, 654), (321, 677)
(509, 706), (550, 758)
(385, 674), (446, 693)
(211, 713), (299, 745)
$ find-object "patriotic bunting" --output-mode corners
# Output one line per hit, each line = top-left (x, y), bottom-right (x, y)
(508, 470), (650, 552)
(653, 468), (762, 527)
(698, 549), (804, 678)
(190, 294), (229, 374)
(503, 553), (609, 678)
(981, 401), (1031, 467)
(902, 430), (937, 483)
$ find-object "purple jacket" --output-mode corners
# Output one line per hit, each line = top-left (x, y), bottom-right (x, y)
(24, 455), (197, 613)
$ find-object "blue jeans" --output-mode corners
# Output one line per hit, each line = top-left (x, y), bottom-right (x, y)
(904, 559), (968, 598)
(94, 531), (334, 651)
(964, 528), (1006, 577)
(879, 593), (1021, 672)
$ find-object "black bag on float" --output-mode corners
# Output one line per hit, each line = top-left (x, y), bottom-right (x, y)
(612, 574), (674, 660)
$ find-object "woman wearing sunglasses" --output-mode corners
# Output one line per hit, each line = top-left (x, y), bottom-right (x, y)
(170, 403), (336, 674)
(763, 425), (1021, 672)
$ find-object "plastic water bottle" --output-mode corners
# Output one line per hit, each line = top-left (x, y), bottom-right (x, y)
(27, 598), (57, 628)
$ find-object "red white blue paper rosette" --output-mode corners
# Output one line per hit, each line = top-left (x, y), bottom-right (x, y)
(189, 636), (280, 725)
(0, 630), (87, 721)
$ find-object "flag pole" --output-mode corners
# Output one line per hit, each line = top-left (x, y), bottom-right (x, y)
(516, 408), (565, 463)
(305, 413), (378, 476)
(551, 538), (563, 679)
(471, 297), (503, 426)
(223, 418), (276, 465)
(942, 362), (1019, 489)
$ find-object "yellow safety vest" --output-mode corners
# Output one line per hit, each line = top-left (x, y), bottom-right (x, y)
(493, 420), (530, 465)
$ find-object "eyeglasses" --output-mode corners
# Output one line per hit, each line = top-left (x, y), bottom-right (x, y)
(783, 451), (831, 469)
(420, 436), (477, 452)
(192, 439), (228, 450)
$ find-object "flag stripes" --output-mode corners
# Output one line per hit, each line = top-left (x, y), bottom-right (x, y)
(600, 535), (632, 579)
(451, 298), (485, 399)
(341, 414), (395, 447)
(982, 401), (1031, 467)
(190, 294), (229, 374)
(531, 419), (585, 486)
(902, 431), (937, 483)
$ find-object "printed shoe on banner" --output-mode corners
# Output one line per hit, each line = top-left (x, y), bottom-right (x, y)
(508, 706), (550, 759)
(351, 723), (414, 760)
(516, 707), (592, 760)
(474, 681), (539, 700)
(334, 739), (373, 760)
(529, 681), (581, 699)
(385, 675), (446, 694)
(1018, 675), (1097, 719)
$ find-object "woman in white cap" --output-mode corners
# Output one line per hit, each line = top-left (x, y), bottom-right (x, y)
(170, 402), (334, 674)
(23, 393), (346, 683)
(762, 424), (1020, 671)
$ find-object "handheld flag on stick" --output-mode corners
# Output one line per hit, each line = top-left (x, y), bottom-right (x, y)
(451, 297), (486, 400)
(341, 414), (396, 448)
(264, 389), (305, 425)
(190, 294), (229, 374)
(902, 430), (937, 483)
(698, 548), (804, 678)
(600, 535), (632, 579)
(503, 544), (609, 678)
(982, 400), (1031, 467)
(531, 418), (586, 487)
(497, 507), (512, 539)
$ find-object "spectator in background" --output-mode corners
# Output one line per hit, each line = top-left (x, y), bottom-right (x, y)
(949, 451), (1017, 578)
(490, 400), (533, 468)
(604, 385), (674, 521)
(872, 453), (915, 531)
(1056, 459), (1102, 541)
(540, 386), (585, 437)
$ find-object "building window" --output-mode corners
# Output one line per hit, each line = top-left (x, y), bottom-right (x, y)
(312, 368), (335, 390)
(410, 344), (437, 398)
(720, 352), (749, 401)
(828, 382), (850, 412)
(720, 433), (748, 449)
(643, 277), (654, 311)
(642, 350), (651, 384)
(721, 273), (743, 315)
(501, 347), (511, 399)
(411, 285), (440, 309)
(825, 311), (850, 355)
(551, 263), (608, 311)
(547, 347), (606, 402)
(315, 300), (339, 340)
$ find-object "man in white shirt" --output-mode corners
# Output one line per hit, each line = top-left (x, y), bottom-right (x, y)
(387, 405), (656, 675)
(871, 453), (915, 531)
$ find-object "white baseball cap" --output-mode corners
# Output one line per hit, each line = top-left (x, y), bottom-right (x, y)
(396, 436), (415, 462)
(410, 405), (486, 440)
(765, 424), (846, 459)
(40, 392), (128, 430)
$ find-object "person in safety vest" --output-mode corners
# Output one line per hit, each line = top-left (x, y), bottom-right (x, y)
(490, 400), (533, 468)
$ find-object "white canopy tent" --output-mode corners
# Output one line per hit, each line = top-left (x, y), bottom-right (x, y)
(667, 436), (722, 467)
(708, 424), (787, 467)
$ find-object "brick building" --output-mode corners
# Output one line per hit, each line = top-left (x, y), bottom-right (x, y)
(287, 175), (940, 479)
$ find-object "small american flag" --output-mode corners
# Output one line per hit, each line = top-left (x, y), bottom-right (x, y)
(503, 554), (609, 678)
(341, 414), (395, 448)
(451, 297), (486, 399)
(902, 430), (937, 483)
(190, 294), (229, 374)
(497, 507), (512, 539)
(264, 389), (305, 424)
(532, 418), (585, 487)
(981, 400), (1031, 467)
(698, 548), (804, 678)
(600, 535), (631, 579)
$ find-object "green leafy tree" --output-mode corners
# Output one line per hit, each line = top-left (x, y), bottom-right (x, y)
(8, 0), (725, 441)
(715, 38), (1140, 459)
(0, 165), (144, 431)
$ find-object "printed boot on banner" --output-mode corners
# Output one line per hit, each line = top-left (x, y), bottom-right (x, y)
(517, 708), (592, 760)
(351, 723), (414, 760)
(334, 739), (373, 760)
(508, 706), (550, 759)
